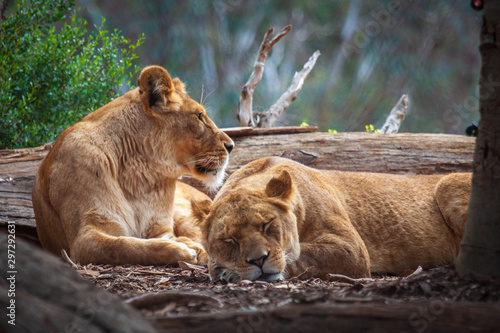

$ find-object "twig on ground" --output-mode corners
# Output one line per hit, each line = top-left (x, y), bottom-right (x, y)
(326, 273), (375, 284)
(61, 249), (79, 270)
(293, 266), (313, 280)
(402, 266), (423, 280)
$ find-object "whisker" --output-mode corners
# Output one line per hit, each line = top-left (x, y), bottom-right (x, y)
(201, 86), (215, 106)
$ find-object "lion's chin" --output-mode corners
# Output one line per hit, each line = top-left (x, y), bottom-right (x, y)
(194, 159), (228, 193)
(255, 272), (283, 282)
(244, 267), (284, 282)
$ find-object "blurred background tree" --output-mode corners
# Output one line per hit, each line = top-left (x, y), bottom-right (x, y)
(78, 0), (481, 133)
(1, 0), (482, 148)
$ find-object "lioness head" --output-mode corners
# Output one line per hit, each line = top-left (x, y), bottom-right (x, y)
(193, 170), (301, 282)
(137, 66), (234, 189)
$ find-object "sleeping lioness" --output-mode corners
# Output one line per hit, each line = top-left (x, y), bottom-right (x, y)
(32, 65), (234, 266)
(193, 157), (471, 282)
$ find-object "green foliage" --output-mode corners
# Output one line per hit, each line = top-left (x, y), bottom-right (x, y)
(0, 0), (143, 149)
(364, 124), (380, 133)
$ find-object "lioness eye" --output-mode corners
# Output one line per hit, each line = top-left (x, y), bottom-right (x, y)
(224, 238), (237, 245)
(262, 221), (272, 234)
(196, 113), (206, 125)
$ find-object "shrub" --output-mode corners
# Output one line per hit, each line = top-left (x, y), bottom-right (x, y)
(0, 0), (143, 149)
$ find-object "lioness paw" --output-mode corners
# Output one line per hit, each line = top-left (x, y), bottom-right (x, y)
(196, 248), (209, 266)
(175, 236), (208, 266)
(174, 242), (198, 264)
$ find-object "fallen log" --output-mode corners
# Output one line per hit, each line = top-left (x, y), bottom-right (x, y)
(228, 132), (474, 175)
(0, 131), (475, 237)
(154, 300), (500, 333)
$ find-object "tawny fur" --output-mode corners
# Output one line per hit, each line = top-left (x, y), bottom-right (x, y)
(193, 157), (471, 282)
(32, 65), (233, 266)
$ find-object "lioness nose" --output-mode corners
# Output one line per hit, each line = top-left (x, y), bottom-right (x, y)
(248, 254), (268, 268)
(224, 142), (234, 154)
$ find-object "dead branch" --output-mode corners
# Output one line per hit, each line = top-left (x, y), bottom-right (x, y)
(293, 266), (313, 280)
(238, 25), (292, 126)
(326, 273), (375, 284)
(258, 50), (321, 128)
(379, 94), (409, 134)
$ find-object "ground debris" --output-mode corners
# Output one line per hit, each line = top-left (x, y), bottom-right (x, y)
(76, 264), (500, 318)
(348, 265), (500, 303)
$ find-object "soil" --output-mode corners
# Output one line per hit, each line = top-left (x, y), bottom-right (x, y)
(76, 262), (500, 319)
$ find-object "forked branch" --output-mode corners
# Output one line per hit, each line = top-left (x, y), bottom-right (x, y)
(238, 25), (292, 127)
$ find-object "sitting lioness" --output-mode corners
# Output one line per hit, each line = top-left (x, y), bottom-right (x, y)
(193, 157), (471, 282)
(32, 65), (234, 266)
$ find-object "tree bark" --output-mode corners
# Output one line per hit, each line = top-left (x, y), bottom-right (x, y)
(0, 233), (158, 332)
(456, 0), (500, 278)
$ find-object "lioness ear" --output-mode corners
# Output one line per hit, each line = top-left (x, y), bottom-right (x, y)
(265, 170), (293, 199)
(172, 78), (186, 93)
(138, 65), (174, 110)
(191, 199), (212, 225)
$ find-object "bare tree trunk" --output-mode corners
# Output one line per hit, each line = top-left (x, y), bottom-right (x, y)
(456, 0), (500, 278)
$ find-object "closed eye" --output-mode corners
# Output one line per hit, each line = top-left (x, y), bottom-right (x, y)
(224, 238), (238, 245)
(262, 221), (273, 234)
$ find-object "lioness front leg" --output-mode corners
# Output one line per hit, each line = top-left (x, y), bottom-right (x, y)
(150, 226), (208, 266)
(286, 235), (371, 279)
(72, 228), (199, 265)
